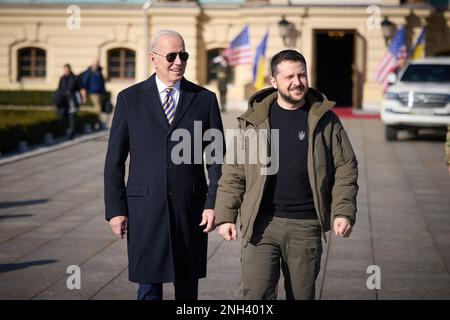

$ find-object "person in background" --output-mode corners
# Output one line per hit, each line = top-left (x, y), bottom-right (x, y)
(214, 54), (230, 112)
(55, 63), (85, 139)
(81, 59), (108, 128)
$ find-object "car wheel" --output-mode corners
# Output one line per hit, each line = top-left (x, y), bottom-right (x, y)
(386, 125), (397, 141)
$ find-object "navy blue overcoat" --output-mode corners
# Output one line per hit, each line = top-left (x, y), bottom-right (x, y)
(104, 74), (224, 283)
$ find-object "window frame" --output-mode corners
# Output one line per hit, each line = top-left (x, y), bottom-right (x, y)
(107, 47), (136, 80)
(17, 47), (46, 80)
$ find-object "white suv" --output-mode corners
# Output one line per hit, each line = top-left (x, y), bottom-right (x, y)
(380, 57), (450, 140)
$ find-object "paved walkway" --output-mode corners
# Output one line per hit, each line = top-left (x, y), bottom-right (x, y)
(0, 110), (449, 300)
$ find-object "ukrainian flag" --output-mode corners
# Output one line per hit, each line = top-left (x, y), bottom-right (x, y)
(411, 27), (426, 60)
(253, 31), (269, 90)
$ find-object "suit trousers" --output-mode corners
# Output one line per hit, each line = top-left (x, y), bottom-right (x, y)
(241, 215), (323, 300)
(137, 278), (198, 300)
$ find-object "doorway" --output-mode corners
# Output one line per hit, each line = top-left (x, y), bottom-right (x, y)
(315, 30), (355, 107)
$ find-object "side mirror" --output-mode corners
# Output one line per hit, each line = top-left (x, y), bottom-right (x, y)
(387, 73), (397, 85)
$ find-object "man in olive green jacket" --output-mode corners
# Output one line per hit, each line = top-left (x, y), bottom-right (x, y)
(214, 50), (358, 300)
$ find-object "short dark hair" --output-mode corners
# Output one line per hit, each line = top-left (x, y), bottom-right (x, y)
(63, 63), (72, 70)
(270, 50), (307, 76)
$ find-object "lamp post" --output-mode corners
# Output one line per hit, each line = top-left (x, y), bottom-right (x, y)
(381, 16), (396, 46)
(278, 15), (291, 46)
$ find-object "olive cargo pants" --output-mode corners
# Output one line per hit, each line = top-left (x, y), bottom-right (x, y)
(241, 215), (323, 300)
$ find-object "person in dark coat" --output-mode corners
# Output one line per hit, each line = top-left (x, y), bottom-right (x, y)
(214, 54), (230, 112)
(54, 63), (85, 139)
(104, 30), (225, 300)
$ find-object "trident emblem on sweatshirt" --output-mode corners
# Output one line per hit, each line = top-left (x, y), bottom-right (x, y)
(298, 130), (306, 141)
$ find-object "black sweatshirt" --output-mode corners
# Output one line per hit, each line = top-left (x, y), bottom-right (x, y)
(258, 100), (317, 220)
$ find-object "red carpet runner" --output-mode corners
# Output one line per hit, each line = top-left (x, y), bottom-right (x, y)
(332, 107), (380, 120)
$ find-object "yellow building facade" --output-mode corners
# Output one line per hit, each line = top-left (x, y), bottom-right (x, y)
(0, 0), (449, 111)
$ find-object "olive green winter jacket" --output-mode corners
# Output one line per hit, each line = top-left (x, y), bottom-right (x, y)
(214, 87), (359, 245)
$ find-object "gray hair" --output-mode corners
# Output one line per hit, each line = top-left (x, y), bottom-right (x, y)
(149, 29), (185, 53)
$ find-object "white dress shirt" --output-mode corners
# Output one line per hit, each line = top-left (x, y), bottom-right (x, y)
(155, 75), (181, 113)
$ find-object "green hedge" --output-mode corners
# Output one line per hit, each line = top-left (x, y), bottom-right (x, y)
(0, 109), (99, 154)
(0, 90), (111, 106)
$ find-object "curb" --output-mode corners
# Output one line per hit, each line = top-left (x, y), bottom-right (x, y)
(0, 131), (109, 166)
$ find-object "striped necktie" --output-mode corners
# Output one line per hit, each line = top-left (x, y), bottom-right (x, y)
(162, 87), (175, 124)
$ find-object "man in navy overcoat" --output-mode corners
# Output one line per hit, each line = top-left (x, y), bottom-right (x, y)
(104, 30), (224, 300)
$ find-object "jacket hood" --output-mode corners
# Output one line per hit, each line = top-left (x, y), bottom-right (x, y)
(239, 87), (336, 126)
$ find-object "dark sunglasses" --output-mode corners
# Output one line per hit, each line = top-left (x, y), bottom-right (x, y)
(153, 51), (189, 62)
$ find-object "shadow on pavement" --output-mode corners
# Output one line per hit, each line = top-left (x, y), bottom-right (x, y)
(0, 213), (33, 220)
(0, 199), (49, 209)
(395, 128), (447, 142)
(0, 260), (58, 273)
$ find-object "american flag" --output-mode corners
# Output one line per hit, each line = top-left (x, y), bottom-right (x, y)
(224, 25), (252, 66)
(374, 26), (407, 92)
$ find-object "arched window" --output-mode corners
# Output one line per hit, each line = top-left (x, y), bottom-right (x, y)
(107, 48), (136, 79)
(207, 48), (234, 83)
(18, 47), (46, 80)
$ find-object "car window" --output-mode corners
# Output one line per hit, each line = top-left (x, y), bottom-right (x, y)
(400, 64), (450, 83)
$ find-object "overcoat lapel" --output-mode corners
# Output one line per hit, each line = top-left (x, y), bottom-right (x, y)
(168, 77), (196, 134)
(141, 74), (170, 131)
